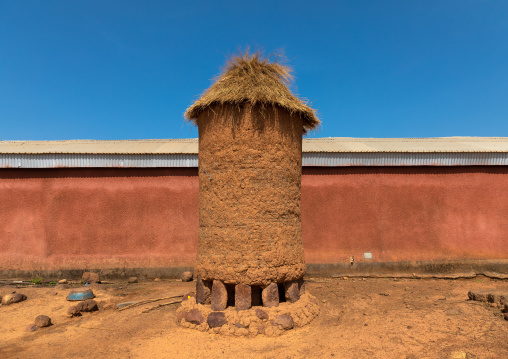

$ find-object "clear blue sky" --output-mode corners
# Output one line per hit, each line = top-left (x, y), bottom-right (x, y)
(1, 1), (507, 140)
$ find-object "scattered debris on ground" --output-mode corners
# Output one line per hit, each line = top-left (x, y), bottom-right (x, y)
(181, 271), (193, 282)
(0, 276), (507, 358)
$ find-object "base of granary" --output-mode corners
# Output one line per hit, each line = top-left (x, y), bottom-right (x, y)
(176, 292), (320, 336)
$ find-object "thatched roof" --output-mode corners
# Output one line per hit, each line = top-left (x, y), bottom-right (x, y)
(184, 51), (320, 133)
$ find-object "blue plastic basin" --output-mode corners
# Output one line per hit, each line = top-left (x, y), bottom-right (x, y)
(67, 288), (95, 301)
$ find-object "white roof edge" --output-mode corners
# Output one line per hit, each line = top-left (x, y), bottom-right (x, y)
(1, 137), (508, 154)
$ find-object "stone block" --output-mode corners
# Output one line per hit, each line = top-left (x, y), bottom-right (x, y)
(298, 278), (306, 295)
(196, 276), (211, 304)
(262, 283), (279, 308)
(207, 311), (227, 328)
(284, 281), (300, 303)
(235, 284), (251, 311)
(211, 280), (228, 311)
(185, 309), (204, 324)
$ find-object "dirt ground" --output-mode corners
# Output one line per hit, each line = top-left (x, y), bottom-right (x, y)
(1, 276), (507, 359)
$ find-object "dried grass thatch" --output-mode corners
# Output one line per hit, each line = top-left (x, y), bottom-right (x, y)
(185, 51), (320, 133)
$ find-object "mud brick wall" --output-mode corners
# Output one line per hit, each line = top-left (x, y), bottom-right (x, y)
(195, 104), (306, 285)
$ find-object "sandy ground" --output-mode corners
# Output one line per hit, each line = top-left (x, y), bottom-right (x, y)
(1, 276), (507, 359)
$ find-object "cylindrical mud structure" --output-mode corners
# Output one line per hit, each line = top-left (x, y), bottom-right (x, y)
(196, 103), (304, 285)
(185, 52), (319, 287)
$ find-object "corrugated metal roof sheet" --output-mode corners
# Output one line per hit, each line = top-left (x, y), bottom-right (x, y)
(1, 137), (508, 168)
(301, 137), (508, 153)
(1, 137), (507, 155)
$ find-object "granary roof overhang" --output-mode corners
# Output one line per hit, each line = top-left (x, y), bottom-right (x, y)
(1, 137), (508, 168)
(184, 52), (320, 133)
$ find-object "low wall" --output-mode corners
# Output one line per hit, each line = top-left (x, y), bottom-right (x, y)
(1, 166), (507, 278)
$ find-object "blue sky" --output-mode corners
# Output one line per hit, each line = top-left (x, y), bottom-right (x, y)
(1, 1), (507, 140)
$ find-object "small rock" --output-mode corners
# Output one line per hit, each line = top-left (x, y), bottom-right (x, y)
(34, 315), (52, 328)
(255, 308), (269, 321)
(502, 304), (508, 313)
(235, 323), (248, 329)
(67, 305), (82, 317)
(196, 276), (211, 304)
(468, 290), (488, 302)
(1, 293), (27, 305)
(235, 284), (251, 311)
(379, 293), (389, 297)
(154, 278), (161, 282)
(271, 314), (294, 330)
(58, 279), (67, 284)
(504, 313), (508, 321)
(127, 277), (138, 284)
(25, 324), (38, 332)
(185, 309), (204, 325)
(207, 311), (227, 328)
(181, 271), (193, 282)
(182, 292), (196, 302)
(82, 272), (100, 284)
(211, 280), (228, 311)
(76, 299), (98, 312)
(262, 283), (279, 308)
(284, 281), (300, 303)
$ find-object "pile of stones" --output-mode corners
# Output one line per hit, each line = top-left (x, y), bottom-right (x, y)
(177, 277), (319, 336)
(468, 289), (508, 320)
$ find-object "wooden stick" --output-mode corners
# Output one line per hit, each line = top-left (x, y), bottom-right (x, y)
(142, 300), (182, 313)
(118, 295), (184, 311)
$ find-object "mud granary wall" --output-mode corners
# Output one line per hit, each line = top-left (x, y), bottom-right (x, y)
(195, 104), (306, 286)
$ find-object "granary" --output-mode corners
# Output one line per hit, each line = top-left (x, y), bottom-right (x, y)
(184, 52), (319, 306)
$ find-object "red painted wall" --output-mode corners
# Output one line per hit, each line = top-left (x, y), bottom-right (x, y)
(1, 166), (507, 272)
(302, 167), (508, 264)
(0, 168), (198, 271)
